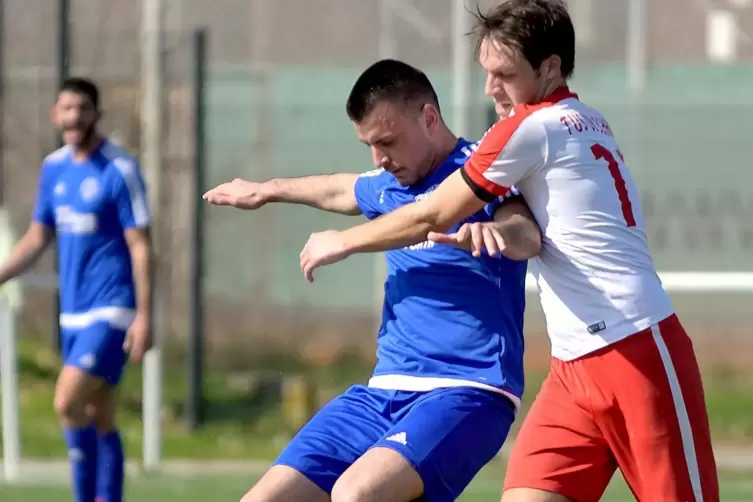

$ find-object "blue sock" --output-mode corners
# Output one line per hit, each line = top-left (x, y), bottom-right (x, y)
(96, 430), (125, 502)
(63, 426), (98, 502)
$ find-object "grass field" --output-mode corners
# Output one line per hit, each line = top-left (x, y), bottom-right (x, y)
(3, 338), (753, 501)
(0, 463), (752, 502)
(9, 337), (753, 461)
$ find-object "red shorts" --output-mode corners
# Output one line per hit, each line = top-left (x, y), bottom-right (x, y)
(504, 315), (719, 501)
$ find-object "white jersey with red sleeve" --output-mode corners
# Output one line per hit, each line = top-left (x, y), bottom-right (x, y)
(461, 86), (675, 361)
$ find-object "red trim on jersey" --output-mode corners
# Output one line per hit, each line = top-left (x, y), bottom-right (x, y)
(462, 86), (578, 200)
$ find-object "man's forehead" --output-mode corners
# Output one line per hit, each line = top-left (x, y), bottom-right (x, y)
(355, 102), (404, 141)
(57, 90), (93, 106)
(479, 37), (519, 70)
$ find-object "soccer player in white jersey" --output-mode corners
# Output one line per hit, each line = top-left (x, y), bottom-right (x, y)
(297, 1), (720, 501)
(0, 78), (152, 502)
(205, 59), (542, 502)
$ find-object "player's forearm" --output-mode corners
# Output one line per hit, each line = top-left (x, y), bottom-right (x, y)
(264, 174), (361, 215)
(129, 238), (153, 320)
(489, 218), (542, 260)
(341, 199), (447, 254)
(492, 201), (542, 260)
(339, 171), (484, 255)
(0, 228), (51, 285)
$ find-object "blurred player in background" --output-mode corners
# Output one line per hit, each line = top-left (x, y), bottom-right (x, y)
(298, 1), (720, 501)
(204, 59), (542, 502)
(0, 77), (152, 502)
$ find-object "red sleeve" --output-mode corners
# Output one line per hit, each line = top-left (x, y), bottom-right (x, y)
(462, 106), (548, 201)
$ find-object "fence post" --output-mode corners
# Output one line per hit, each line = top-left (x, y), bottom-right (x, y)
(0, 0), (5, 207)
(185, 27), (207, 432)
(0, 295), (20, 482)
(141, 0), (166, 472)
(52, 0), (71, 355)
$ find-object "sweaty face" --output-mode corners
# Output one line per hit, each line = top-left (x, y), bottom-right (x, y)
(479, 37), (558, 118)
(52, 90), (99, 147)
(353, 101), (436, 186)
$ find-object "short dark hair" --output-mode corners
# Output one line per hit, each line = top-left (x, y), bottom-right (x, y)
(472, 0), (575, 79)
(58, 77), (100, 108)
(346, 59), (440, 122)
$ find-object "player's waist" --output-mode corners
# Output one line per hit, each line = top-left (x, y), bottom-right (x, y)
(59, 306), (136, 331)
(367, 374), (521, 410)
(547, 310), (676, 361)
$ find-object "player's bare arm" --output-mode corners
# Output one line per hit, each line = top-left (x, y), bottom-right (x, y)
(428, 197), (542, 260)
(300, 170), (487, 282)
(0, 221), (53, 285)
(203, 173), (362, 216)
(123, 227), (153, 363)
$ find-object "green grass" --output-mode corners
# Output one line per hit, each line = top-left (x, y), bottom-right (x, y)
(0, 464), (751, 502)
(9, 336), (373, 459)
(3, 337), (753, 500)
(5, 336), (753, 461)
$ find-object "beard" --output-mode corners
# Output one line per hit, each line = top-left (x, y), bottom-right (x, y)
(62, 122), (97, 147)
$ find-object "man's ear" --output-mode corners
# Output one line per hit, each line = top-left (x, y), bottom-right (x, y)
(422, 103), (441, 133)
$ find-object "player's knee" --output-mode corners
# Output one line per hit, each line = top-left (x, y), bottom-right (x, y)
(87, 401), (116, 434)
(86, 386), (117, 433)
(240, 465), (328, 502)
(501, 488), (574, 502)
(54, 366), (103, 425)
(239, 490), (268, 502)
(330, 482), (370, 502)
(331, 476), (391, 502)
(53, 389), (87, 423)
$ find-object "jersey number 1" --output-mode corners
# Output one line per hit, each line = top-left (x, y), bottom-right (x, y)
(590, 143), (636, 227)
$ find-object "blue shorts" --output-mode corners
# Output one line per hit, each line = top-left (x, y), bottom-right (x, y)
(274, 385), (516, 501)
(61, 322), (128, 386)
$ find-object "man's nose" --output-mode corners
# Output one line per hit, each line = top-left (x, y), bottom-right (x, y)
(372, 147), (390, 168)
(484, 73), (497, 97)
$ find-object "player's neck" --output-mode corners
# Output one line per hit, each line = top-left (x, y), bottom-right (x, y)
(432, 127), (459, 170)
(539, 77), (568, 101)
(420, 130), (458, 181)
(71, 134), (104, 162)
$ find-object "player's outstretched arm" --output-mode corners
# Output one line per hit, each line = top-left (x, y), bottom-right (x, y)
(0, 222), (53, 285)
(428, 198), (542, 260)
(299, 170), (488, 281)
(203, 174), (362, 216)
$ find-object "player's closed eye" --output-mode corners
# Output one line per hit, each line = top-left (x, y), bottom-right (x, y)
(494, 71), (516, 81)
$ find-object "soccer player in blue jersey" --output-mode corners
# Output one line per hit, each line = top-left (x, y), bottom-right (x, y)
(204, 59), (541, 502)
(0, 77), (152, 502)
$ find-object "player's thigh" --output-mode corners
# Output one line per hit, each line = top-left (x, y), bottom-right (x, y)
(503, 369), (615, 502)
(62, 322), (129, 387)
(332, 447), (422, 502)
(335, 387), (516, 502)
(599, 317), (719, 502)
(54, 364), (107, 418)
(241, 465), (329, 502)
(270, 385), (393, 496)
(54, 330), (108, 417)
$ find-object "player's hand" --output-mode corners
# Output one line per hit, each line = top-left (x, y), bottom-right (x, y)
(428, 222), (506, 258)
(202, 178), (269, 210)
(123, 313), (152, 364)
(300, 230), (351, 283)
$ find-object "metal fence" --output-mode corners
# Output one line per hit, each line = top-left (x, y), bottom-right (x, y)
(1, 0), (752, 374)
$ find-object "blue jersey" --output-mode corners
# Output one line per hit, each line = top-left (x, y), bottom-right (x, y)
(33, 140), (151, 332)
(354, 138), (527, 405)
